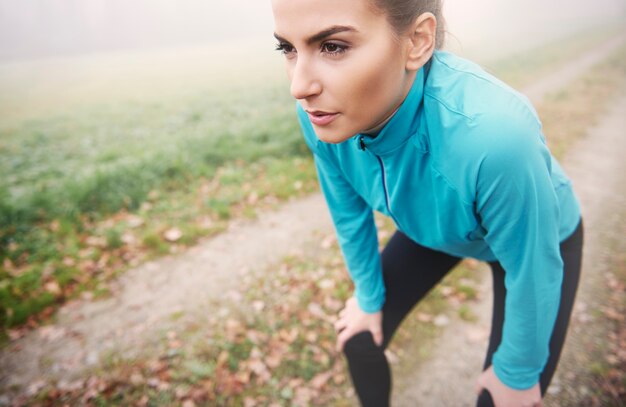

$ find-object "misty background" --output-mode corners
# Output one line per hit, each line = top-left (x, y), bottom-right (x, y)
(0, 0), (624, 124)
(1, 0), (624, 61)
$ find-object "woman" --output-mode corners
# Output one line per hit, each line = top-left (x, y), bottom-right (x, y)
(270, 0), (583, 406)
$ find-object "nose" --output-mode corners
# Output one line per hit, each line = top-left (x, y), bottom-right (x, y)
(289, 57), (322, 100)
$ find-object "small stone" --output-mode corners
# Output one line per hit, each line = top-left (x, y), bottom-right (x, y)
(384, 349), (400, 364)
(433, 314), (450, 327)
(85, 351), (99, 365)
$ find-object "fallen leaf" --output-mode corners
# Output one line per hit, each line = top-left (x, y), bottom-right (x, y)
(39, 326), (67, 342)
(265, 353), (282, 369)
(86, 236), (107, 248)
(252, 300), (265, 312)
(247, 191), (259, 205)
(415, 312), (433, 322)
(49, 220), (60, 232)
(602, 307), (624, 321)
(164, 228), (183, 242)
(216, 351), (229, 369)
(8, 328), (25, 341)
(465, 327), (489, 343)
(310, 371), (332, 389)
(121, 232), (137, 245)
(278, 328), (299, 344)
(44, 281), (62, 296)
(127, 215), (144, 228)
(182, 399), (196, 407)
(320, 234), (336, 249)
(244, 397), (258, 407)
(307, 302), (327, 319)
(440, 286), (454, 297)
(26, 380), (47, 397)
(137, 395), (149, 407)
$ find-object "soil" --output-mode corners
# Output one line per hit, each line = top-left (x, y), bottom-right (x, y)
(1, 37), (624, 406)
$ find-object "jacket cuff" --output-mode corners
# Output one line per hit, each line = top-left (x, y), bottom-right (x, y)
(492, 356), (540, 390)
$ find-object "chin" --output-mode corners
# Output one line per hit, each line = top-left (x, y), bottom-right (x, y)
(314, 126), (355, 144)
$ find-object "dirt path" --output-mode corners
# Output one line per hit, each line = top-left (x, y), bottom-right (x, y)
(0, 195), (333, 391)
(393, 71), (626, 406)
(1, 36), (624, 402)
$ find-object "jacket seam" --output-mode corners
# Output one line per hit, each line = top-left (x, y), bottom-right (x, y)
(433, 52), (507, 91)
(429, 162), (475, 208)
(423, 92), (475, 122)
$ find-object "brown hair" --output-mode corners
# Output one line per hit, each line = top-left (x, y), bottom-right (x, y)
(369, 0), (445, 49)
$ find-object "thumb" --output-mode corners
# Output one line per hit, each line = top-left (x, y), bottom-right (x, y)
(475, 373), (486, 395)
(371, 327), (383, 347)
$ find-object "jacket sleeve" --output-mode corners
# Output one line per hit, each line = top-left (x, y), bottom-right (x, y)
(296, 104), (385, 314)
(475, 118), (563, 390)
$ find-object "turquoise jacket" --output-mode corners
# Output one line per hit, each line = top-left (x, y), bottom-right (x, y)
(296, 50), (581, 390)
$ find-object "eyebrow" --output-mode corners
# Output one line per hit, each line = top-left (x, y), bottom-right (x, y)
(274, 25), (358, 46)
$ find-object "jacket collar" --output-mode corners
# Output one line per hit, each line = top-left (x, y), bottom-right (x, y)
(354, 64), (427, 156)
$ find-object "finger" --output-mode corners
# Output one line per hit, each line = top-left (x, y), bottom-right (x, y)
(336, 328), (353, 353)
(474, 377), (484, 395)
(334, 318), (347, 332)
(339, 308), (347, 318)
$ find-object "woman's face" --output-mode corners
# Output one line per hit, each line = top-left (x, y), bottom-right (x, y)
(271, 0), (416, 143)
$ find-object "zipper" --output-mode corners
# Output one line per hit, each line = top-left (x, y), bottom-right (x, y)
(359, 136), (399, 224)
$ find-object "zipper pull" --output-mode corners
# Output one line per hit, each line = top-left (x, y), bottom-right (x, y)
(359, 136), (366, 151)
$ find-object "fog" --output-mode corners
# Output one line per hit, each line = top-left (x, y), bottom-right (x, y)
(1, 0), (624, 62)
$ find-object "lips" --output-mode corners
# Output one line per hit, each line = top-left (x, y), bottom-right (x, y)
(306, 110), (339, 126)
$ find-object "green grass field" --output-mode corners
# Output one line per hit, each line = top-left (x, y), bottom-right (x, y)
(0, 25), (622, 334)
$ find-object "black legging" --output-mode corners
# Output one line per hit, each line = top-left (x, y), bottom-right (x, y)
(342, 219), (584, 407)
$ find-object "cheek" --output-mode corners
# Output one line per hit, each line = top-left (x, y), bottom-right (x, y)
(340, 55), (404, 113)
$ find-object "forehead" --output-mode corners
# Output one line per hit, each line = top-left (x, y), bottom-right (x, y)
(271, 0), (385, 38)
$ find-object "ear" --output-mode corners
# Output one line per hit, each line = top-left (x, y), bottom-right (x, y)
(405, 12), (437, 71)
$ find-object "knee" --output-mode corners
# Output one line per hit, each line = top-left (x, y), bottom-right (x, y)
(342, 331), (385, 361)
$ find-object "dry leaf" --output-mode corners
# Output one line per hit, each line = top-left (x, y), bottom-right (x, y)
(164, 228), (183, 242)
(415, 312), (433, 322)
(44, 281), (62, 296)
(252, 300), (265, 312)
(247, 191), (259, 205)
(440, 286), (454, 297)
(86, 236), (107, 248)
(121, 232), (137, 245)
(244, 397), (258, 407)
(307, 302), (327, 319)
(127, 215), (144, 228)
(39, 326), (67, 342)
(310, 371), (332, 389)
(320, 234), (336, 249)
(602, 307), (624, 321)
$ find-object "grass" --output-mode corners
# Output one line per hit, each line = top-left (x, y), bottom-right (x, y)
(5, 25), (626, 405)
(1, 23), (624, 338)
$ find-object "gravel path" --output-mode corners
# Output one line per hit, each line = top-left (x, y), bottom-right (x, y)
(0, 36), (624, 403)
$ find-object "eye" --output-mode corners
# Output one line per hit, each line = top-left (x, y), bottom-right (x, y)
(321, 42), (348, 56)
(275, 42), (296, 56)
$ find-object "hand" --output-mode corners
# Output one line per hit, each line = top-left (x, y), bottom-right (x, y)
(475, 365), (542, 407)
(333, 296), (383, 352)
